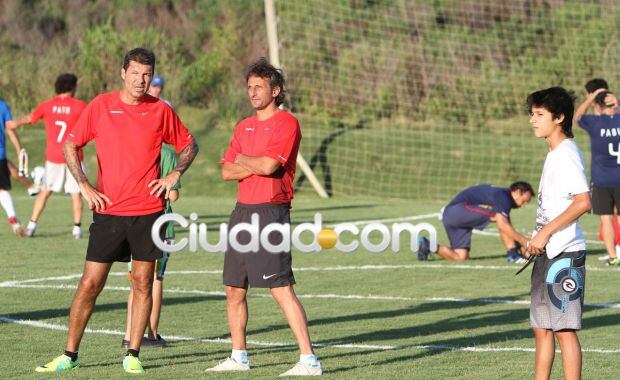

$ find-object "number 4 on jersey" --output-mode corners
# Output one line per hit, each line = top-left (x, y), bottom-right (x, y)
(55, 120), (67, 143)
(609, 142), (620, 164)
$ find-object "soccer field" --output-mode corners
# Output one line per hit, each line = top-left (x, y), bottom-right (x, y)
(1, 194), (619, 379)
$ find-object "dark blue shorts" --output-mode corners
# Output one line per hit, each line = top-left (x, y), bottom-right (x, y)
(442, 203), (495, 249)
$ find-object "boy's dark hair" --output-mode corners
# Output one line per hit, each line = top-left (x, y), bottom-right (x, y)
(55, 73), (77, 94)
(510, 181), (535, 196)
(123, 48), (156, 71)
(526, 87), (576, 138)
(594, 90), (613, 109)
(585, 78), (608, 94)
(245, 57), (286, 106)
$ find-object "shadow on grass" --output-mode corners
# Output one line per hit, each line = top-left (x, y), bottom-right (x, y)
(3, 295), (223, 321)
(321, 306), (620, 374)
(238, 296), (530, 341)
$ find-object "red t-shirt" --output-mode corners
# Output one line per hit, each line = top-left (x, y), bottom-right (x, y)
(68, 91), (193, 216)
(31, 95), (87, 163)
(222, 110), (301, 205)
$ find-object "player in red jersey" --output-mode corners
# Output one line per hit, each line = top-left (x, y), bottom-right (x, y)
(34, 48), (199, 375)
(206, 58), (321, 377)
(7, 74), (87, 238)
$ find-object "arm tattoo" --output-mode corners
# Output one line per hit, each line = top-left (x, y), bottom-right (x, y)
(63, 141), (88, 184)
(174, 140), (199, 175)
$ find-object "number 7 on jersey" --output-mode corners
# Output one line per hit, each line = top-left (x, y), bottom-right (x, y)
(55, 120), (67, 143)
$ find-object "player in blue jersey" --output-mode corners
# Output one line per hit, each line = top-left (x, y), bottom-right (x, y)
(419, 182), (534, 261)
(575, 85), (620, 265)
(0, 98), (25, 236)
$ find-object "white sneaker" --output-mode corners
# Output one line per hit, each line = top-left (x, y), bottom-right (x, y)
(26, 221), (37, 237)
(27, 185), (40, 197)
(72, 226), (82, 240)
(279, 362), (322, 377)
(205, 357), (250, 372)
(599, 254), (611, 261)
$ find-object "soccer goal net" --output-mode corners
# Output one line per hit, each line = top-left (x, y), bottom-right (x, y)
(274, 0), (619, 200)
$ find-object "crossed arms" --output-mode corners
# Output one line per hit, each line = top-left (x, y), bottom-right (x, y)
(221, 154), (281, 181)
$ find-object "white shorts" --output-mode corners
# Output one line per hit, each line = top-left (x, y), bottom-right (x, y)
(44, 161), (84, 194)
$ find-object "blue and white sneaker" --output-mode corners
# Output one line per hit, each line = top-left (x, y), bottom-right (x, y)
(507, 253), (527, 263)
(418, 237), (431, 261)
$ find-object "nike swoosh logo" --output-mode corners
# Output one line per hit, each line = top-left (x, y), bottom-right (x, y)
(262, 273), (277, 280)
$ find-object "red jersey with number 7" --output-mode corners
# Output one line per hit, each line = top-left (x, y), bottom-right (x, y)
(31, 95), (87, 163)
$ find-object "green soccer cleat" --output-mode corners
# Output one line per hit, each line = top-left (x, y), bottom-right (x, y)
(35, 354), (79, 373)
(607, 257), (620, 266)
(123, 354), (145, 374)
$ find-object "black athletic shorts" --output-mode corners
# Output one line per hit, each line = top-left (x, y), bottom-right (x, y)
(0, 159), (11, 191)
(86, 211), (164, 263)
(223, 203), (295, 289)
(591, 184), (620, 215)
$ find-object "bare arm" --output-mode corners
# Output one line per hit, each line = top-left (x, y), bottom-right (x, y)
(169, 189), (179, 202)
(6, 115), (33, 130)
(148, 140), (199, 199)
(5, 127), (23, 153)
(221, 162), (253, 181)
(527, 192), (592, 254)
(495, 214), (528, 246)
(235, 153), (281, 176)
(173, 140), (199, 176)
(574, 88), (605, 122)
(64, 140), (111, 212)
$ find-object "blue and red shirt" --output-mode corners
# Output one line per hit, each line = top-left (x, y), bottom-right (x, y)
(447, 184), (516, 218)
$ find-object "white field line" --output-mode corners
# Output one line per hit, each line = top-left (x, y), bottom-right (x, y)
(474, 229), (604, 246)
(320, 211), (604, 246)
(2, 260), (620, 288)
(325, 212), (441, 227)
(2, 211), (611, 288)
(2, 283), (620, 310)
(2, 316), (619, 354)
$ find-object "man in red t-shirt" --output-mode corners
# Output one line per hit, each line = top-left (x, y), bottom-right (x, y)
(7, 74), (87, 239)
(206, 59), (321, 376)
(35, 48), (199, 375)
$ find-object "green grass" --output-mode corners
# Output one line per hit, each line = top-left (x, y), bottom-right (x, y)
(1, 192), (618, 379)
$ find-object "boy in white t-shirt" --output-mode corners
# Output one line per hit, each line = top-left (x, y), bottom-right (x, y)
(526, 87), (592, 380)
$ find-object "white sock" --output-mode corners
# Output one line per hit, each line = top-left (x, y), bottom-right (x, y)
(231, 349), (249, 365)
(0, 190), (16, 218)
(300, 354), (318, 366)
(616, 245), (620, 257)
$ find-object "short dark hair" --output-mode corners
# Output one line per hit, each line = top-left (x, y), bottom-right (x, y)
(245, 58), (286, 106)
(585, 78), (608, 94)
(123, 48), (156, 71)
(55, 73), (77, 94)
(594, 90), (612, 109)
(526, 87), (576, 138)
(510, 181), (535, 196)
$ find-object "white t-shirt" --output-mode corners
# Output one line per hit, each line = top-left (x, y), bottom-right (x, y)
(533, 139), (589, 258)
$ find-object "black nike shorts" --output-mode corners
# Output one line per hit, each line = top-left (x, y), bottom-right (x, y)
(223, 203), (295, 289)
